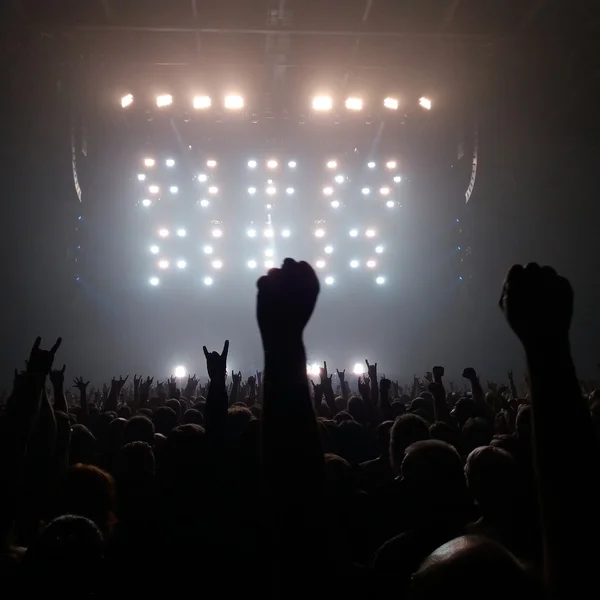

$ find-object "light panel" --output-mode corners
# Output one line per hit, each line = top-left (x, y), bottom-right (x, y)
(121, 94), (134, 108)
(312, 96), (333, 111)
(193, 95), (212, 109)
(156, 94), (173, 108)
(224, 95), (244, 110)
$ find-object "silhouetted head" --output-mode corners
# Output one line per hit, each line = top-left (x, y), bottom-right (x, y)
(116, 441), (155, 480)
(153, 406), (177, 436)
(69, 424), (97, 465)
(429, 421), (461, 450)
(348, 396), (367, 424)
(123, 415), (155, 446)
(376, 420), (394, 458)
(390, 400), (407, 419)
(461, 417), (493, 455)
(182, 408), (204, 426)
(165, 398), (182, 421)
(515, 405), (532, 440)
(450, 397), (476, 428)
(390, 414), (430, 473)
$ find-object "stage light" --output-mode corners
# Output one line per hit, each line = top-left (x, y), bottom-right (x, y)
(327, 160), (338, 169)
(309, 363), (320, 376)
(286, 187), (294, 195)
(281, 228), (290, 238)
(203, 276), (213, 286)
(316, 259), (326, 269)
(345, 97), (363, 111)
(224, 95), (244, 110)
(419, 96), (432, 110)
(247, 187), (257, 195)
(212, 259), (223, 269)
(366, 259), (376, 268)
(193, 95), (211, 109)
(141, 199), (152, 207)
(267, 159), (278, 169)
(361, 187), (370, 195)
(266, 186), (276, 195)
(264, 228), (274, 238)
(384, 97), (399, 110)
(350, 259), (359, 268)
(149, 276), (159, 286)
(208, 186), (218, 194)
(314, 228), (325, 238)
(248, 160), (257, 169)
(150, 245), (160, 254)
(264, 260), (274, 269)
(137, 174), (146, 181)
(176, 259), (187, 269)
(376, 276), (386, 285)
(143, 158), (155, 167)
(199, 199), (210, 207)
(156, 94), (173, 107)
(121, 94), (134, 108)
(386, 160), (397, 170)
(334, 174), (344, 184)
(365, 228), (376, 238)
(386, 200), (395, 208)
(266, 204), (273, 210)
(375, 245), (384, 254)
(149, 185), (159, 194)
(349, 229), (359, 237)
(393, 175), (402, 183)
(175, 228), (186, 238)
(324, 276), (335, 285)
(203, 245), (213, 254)
(170, 186), (178, 194)
(380, 187), (390, 196)
(330, 200), (340, 208)
(247, 259), (257, 269)
(158, 228), (169, 237)
(312, 96), (333, 111)
(324, 245), (333, 254)
(207, 159), (217, 168)
(353, 363), (365, 375)
(265, 248), (274, 258)
(288, 160), (297, 168)
(367, 161), (376, 169)
(173, 365), (187, 378)
(212, 228), (223, 238)
(323, 186), (334, 196)
(198, 174), (208, 182)
(247, 228), (257, 238)
(166, 158), (175, 167)
(158, 260), (169, 269)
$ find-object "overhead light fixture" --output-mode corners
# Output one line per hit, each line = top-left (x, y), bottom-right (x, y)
(193, 95), (212, 109)
(384, 97), (399, 110)
(121, 94), (134, 108)
(312, 96), (333, 111)
(345, 97), (363, 111)
(156, 94), (173, 108)
(224, 95), (244, 110)
(419, 96), (432, 110)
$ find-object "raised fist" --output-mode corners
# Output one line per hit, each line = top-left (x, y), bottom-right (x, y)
(499, 263), (573, 349)
(203, 340), (229, 382)
(462, 367), (477, 381)
(256, 258), (319, 350)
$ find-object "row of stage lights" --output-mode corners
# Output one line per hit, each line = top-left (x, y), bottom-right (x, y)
(121, 93), (432, 112)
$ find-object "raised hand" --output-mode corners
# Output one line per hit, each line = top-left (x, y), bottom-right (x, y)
(231, 371), (242, 385)
(49, 364), (66, 388)
(487, 380), (498, 392)
(110, 374), (129, 395)
(184, 374), (199, 396)
(27, 336), (62, 379)
(498, 263), (573, 349)
(72, 376), (90, 391)
(256, 258), (319, 350)
(168, 375), (179, 398)
(366, 359), (377, 381)
(140, 376), (153, 396)
(380, 377), (391, 393)
(358, 376), (370, 399)
(203, 340), (229, 381)
(133, 374), (143, 389)
(336, 368), (345, 383)
(424, 371), (433, 383)
(319, 361), (333, 389)
(462, 367), (477, 381)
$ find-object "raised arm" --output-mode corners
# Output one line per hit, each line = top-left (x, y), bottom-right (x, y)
(49, 364), (68, 414)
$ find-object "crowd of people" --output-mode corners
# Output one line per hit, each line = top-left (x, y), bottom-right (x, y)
(0, 259), (598, 599)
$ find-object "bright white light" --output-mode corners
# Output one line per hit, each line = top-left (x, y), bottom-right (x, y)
(353, 363), (365, 375)
(203, 245), (213, 254)
(193, 95), (212, 110)
(330, 200), (340, 208)
(386, 160), (397, 170)
(208, 186), (218, 195)
(247, 259), (257, 269)
(121, 94), (134, 108)
(286, 187), (294, 195)
(248, 187), (257, 195)
(166, 158), (175, 167)
(312, 96), (333, 111)
(380, 187), (390, 196)
(365, 229), (376, 238)
(393, 175), (402, 183)
(375, 245), (384, 254)
(345, 97), (363, 111)
(266, 204), (273, 210)
(281, 229), (291, 238)
(156, 94), (173, 108)
(212, 259), (223, 269)
(264, 228), (274, 238)
(248, 160), (257, 169)
(149, 276), (159, 286)
(198, 174), (208, 182)
(137, 174), (146, 181)
(327, 160), (338, 169)
(199, 199), (210, 207)
(361, 187), (370, 195)
(419, 96), (432, 110)
(203, 276), (213, 286)
(150, 245), (160, 254)
(309, 363), (320, 376)
(264, 260), (274, 269)
(176, 228), (186, 237)
(158, 260), (169, 269)
(323, 186), (334, 196)
(176, 260), (187, 269)
(324, 276), (335, 285)
(288, 160), (297, 168)
(267, 159), (278, 169)
(384, 97), (399, 110)
(247, 228), (257, 238)
(142, 199), (152, 207)
(334, 174), (344, 184)
(349, 229), (359, 237)
(366, 259), (376, 268)
(143, 158), (155, 167)
(224, 95), (244, 110)
(212, 228), (222, 238)
(376, 276), (386, 285)
(158, 228), (169, 237)
(324, 245), (333, 254)
(266, 186), (276, 195)
(367, 161), (376, 169)
(206, 160), (217, 168)
(170, 186), (178, 194)
(350, 260), (359, 268)
(386, 200), (395, 208)
(314, 228), (325, 238)
(265, 248), (274, 257)
(174, 365), (187, 378)
(316, 259), (326, 269)
(149, 185), (159, 194)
